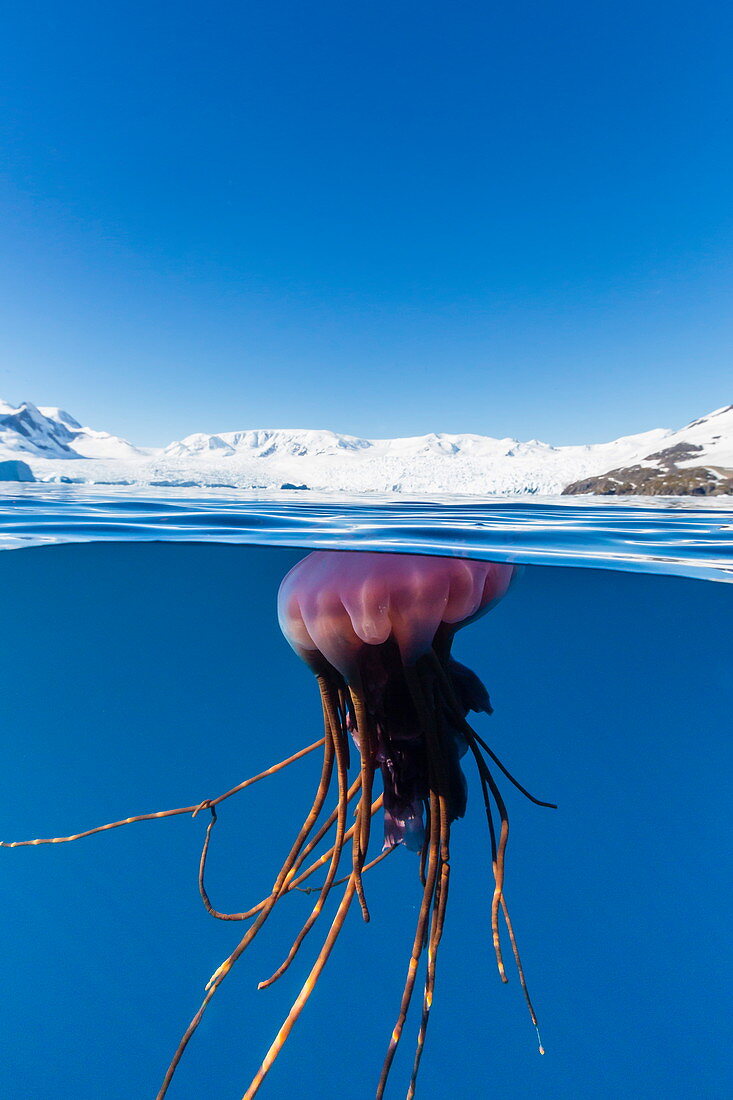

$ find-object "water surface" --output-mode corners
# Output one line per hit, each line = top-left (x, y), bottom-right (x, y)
(1, 485), (732, 581)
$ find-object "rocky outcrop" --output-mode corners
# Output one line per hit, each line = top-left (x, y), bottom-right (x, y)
(563, 434), (733, 496)
(563, 463), (733, 495)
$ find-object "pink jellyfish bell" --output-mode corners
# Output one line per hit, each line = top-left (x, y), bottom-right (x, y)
(279, 551), (515, 853)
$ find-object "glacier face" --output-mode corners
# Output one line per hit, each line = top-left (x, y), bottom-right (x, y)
(1, 398), (731, 494)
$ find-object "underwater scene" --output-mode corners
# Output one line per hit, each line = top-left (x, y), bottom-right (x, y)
(0, 489), (731, 1100)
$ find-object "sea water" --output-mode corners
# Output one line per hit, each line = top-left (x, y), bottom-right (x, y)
(0, 489), (731, 1100)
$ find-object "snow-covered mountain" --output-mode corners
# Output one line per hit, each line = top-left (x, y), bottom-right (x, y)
(1, 398), (731, 494)
(164, 428), (372, 460)
(563, 404), (733, 495)
(0, 400), (80, 459)
(0, 401), (145, 461)
(155, 423), (674, 494)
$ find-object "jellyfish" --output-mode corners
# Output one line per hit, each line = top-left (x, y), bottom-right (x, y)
(2, 549), (555, 1098)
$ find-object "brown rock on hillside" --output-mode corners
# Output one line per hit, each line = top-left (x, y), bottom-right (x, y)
(563, 463), (733, 496)
(563, 433), (733, 496)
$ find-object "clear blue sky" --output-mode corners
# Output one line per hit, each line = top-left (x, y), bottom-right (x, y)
(1, 1), (731, 446)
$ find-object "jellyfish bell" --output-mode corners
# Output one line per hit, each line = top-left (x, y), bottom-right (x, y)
(278, 551), (516, 852)
(278, 549), (515, 673)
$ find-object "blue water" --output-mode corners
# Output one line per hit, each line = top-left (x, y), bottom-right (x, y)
(0, 492), (731, 1100)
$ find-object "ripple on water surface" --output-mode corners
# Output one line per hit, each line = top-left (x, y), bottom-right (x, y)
(0, 485), (731, 582)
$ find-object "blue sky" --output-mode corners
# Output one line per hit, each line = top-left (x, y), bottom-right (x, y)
(1, 1), (731, 446)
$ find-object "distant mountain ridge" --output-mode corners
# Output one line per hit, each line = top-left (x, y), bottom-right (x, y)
(0, 401), (144, 461)
(1, 398), (731, 495)
(0, 400), (81, 459)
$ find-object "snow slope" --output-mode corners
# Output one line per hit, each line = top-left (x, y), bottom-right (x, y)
(0, 400), (80, 459)
(647, 404), (733, 470)
(152, 424), (674, 494)
(2, 399), (731, 494)
(0, 401), (145, 462)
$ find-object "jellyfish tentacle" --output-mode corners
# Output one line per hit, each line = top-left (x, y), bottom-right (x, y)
(432, 645), (551, 1015)
(283, 794), (382, 897)
(407, 804), (450, 1100)
(208, 738), (329, 810)
(377, 658), (448, 1100)
(197, 806), (226, 918)
(199, 719), (352, 921)
(278, 772), (361, 893)
(201, 794), (384, 922)
(418, 797), (430, 888)
(473, 746), (499, 882)
(473, 745), (544, 1053)
(466, 737), (508, 981)
(471, 731), (557, 809)
(259, 679), (351, 988)
(376, 786), (441, 1100)
(428, 650), (556, 810)
(157, 728), (337, 1099)
(500, 894), (545, 1055)
(417, 658), (453, 805)
(348, 679), (377, 922)
(337, 685), (352, 768)
(242, 874), (358, 1099)
(199, 726), (336, 979)
(485, 764), (510, 982)
(296, 846), (394, 894)
(0, 738), (326, 849)
(242, 674), (382, 1095)
(405, 660), (454, 1099)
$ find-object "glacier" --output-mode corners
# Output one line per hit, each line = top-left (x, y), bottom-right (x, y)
(0, 399), (731, 495)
